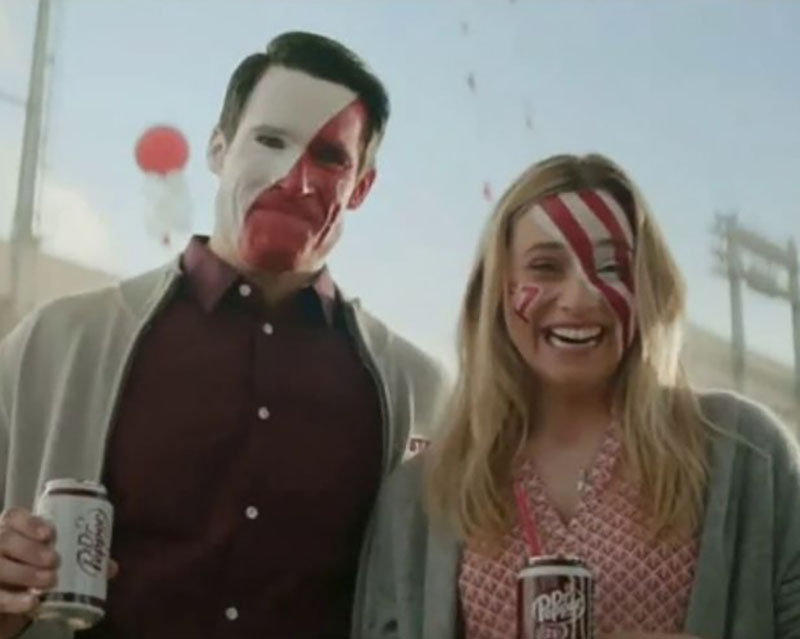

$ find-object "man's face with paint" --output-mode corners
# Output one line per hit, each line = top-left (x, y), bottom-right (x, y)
(503, 189), (636, 393)
(208, 66), (375, 273)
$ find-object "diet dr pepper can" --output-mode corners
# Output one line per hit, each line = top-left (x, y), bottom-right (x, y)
(517, 555), (594, 639)
(34, 479), (114, 631)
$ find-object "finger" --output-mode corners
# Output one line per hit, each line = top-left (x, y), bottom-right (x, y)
(0, 557), (56, 590)
(0, 589), (39, 615)
(0, 529), (59, 570)
(0, 508), (55, 543)
(107, 559), (119, 580)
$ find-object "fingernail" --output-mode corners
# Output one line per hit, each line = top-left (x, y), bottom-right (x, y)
(37, 525), (51, 540)
(36, 570), (52, 584)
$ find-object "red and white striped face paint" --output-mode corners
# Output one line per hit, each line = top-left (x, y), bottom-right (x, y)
(527, 189), (635, 345)
(505, 188), (636, 382)
(211, 66), (374, 273)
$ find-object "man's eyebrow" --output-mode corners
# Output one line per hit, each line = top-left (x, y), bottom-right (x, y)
(249, 124), (292, 137)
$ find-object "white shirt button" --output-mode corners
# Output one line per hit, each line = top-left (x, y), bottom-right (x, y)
(238, 283), (252, 297)
(257, 406), (270, 420)
(262, 322), (274, 335)
(245, 506), (259, 520)
(225, 606), (239, 621)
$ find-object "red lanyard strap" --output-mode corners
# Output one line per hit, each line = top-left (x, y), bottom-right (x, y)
(513, 481), (543, 559)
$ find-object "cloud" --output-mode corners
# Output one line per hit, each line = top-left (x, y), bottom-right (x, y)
(0, 145), (117, 295)
(38, 179), (118, 273)
(1, 148), (116, 273)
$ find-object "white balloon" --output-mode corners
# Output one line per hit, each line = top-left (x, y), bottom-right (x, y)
(141, 170), (192, 247)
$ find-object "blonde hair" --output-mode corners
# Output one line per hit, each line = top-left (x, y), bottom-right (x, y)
(425, 153), (710, 545)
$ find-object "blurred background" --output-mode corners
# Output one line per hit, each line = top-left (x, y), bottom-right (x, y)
(1, 0), (799, 430)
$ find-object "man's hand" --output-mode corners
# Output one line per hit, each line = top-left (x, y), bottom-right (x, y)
(0, 507), (58, 637)
(0, 507), (118, 638)
(0, 507), (57, 614)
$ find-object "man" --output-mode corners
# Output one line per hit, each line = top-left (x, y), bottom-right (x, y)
(0, 32), (447, 638)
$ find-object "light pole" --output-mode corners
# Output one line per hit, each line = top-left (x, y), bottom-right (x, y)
(712, 212), (800, 402)
(789, 239), (800, 400)
(7, 0), (52, 319)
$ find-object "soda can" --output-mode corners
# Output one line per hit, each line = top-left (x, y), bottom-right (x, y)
(517, 555), (593, 639)
(33, 479), (114, 631)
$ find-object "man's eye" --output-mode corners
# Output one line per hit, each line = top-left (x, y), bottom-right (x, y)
(313, 145), (348, 167)
(256, 135), (286, 150)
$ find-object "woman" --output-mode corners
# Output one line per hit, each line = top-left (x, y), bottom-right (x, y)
(354, 154), (800, 639)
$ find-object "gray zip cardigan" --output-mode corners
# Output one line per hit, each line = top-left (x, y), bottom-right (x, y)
(353, 391), (800, 639)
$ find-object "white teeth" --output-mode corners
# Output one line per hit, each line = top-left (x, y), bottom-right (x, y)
(549, 326), (603, 341)
(546, 332), (601, 349)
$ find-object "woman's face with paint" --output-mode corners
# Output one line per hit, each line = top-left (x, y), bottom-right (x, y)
(503, 189), (636, 393)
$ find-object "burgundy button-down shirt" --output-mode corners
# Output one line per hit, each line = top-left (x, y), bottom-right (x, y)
(82, 237), (383, 638)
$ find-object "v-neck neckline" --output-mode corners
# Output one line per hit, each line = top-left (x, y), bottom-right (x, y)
(517, 427), (621, 536)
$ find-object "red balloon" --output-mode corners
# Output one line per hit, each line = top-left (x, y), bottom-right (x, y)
(135, 125), (189, 175)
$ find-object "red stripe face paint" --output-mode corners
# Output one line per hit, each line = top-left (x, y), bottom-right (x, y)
(576, 190), (634, 293)
(212, 67), (372, 273)
(535, 191), (635, 346)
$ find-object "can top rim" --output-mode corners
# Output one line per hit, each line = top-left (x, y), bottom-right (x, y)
(522, 555), (591, 572)
(42, 479), (107, 495)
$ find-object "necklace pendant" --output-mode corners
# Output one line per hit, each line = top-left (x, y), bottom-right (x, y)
(577, 470), (588, 493)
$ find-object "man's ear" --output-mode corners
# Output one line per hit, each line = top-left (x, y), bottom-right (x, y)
(347, 168), (376, 210)
(207, 127), (228, 175)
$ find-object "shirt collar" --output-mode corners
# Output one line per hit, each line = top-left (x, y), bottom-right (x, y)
(180, 235), (337, 325)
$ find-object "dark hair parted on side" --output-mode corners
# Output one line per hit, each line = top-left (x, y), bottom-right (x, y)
(216, 31), (390, 165)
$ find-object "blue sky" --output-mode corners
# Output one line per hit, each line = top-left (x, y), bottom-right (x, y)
(1, 0), (799, 367)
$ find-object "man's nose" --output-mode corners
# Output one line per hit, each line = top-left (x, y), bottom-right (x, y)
(277, 157), (314, 196)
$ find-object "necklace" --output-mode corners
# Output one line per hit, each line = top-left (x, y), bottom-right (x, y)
(577, 468), (589, 494)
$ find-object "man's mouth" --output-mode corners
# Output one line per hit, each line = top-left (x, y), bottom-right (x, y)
(248, 193), (321, 226)
(543, 325), (605, 349)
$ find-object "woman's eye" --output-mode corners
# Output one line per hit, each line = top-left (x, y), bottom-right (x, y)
(597, 262), (626, 276)
(527, 261), (558, 272)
